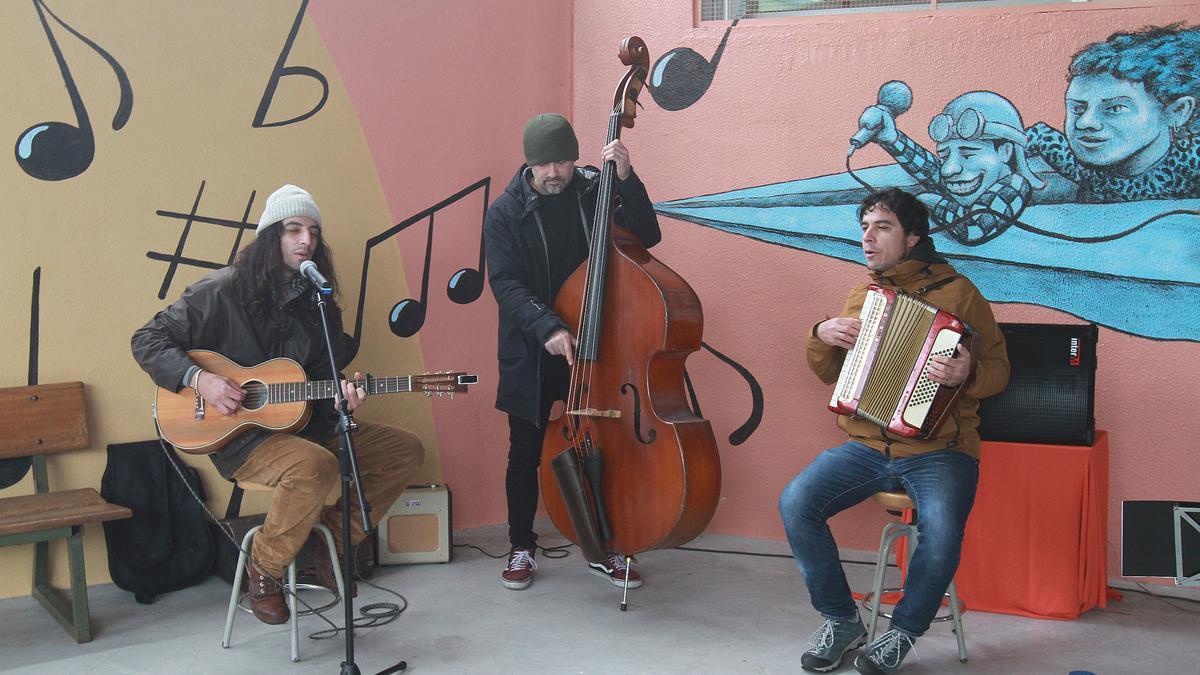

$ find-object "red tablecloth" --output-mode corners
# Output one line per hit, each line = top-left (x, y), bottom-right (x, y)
(950, 431), (1109, 619)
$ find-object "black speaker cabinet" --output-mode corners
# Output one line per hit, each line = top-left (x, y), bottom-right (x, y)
(1122, 500), (1200, 580)
(977, 323), (1097, 446)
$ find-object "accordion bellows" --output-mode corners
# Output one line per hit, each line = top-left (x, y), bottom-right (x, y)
(829, 285), (973, 440)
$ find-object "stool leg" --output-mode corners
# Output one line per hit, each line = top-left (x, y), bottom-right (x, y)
(313, 524), (346, 602)
(948, 580), (968, 662)
(223, 526), (259, 648)
(866, 522), (901, 642)
(289, 560), (299, 662)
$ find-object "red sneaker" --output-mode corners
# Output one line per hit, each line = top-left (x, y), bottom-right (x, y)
(588, 553), (643, 588)
(502, 547), (537, 590)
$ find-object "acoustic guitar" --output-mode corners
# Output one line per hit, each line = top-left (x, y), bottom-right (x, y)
(154, 350), (477, 454)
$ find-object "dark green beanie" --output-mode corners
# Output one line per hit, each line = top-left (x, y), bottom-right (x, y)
(523, 113), (579, 165)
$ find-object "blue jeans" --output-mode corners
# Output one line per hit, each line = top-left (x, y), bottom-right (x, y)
(779, 441), (979, 636)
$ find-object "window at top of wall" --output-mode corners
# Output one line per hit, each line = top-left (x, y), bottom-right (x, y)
(701, 0), (1079, 21)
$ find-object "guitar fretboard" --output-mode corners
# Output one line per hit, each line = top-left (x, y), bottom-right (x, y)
(269, 376), (414, 404)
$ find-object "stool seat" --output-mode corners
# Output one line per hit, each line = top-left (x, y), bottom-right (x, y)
(871, 490), (915, 512)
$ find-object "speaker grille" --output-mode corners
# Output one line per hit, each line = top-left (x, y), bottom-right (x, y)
(977, 323), (1097, 446)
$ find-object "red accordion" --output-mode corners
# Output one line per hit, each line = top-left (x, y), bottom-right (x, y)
(828, 285), (973, 439)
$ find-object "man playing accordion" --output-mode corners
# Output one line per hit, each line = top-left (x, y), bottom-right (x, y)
(780, 188), (1009, 675)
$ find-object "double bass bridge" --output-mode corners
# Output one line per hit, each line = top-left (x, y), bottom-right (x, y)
(565, 407), (622, 419)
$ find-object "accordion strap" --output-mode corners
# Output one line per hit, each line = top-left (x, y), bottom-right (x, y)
(914, 273), (958, 296)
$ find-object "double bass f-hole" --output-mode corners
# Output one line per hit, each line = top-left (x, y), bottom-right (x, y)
(620, 382), (657, 445)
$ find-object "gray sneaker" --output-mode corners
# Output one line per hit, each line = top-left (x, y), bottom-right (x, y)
(801, 617), (867, 672)
(853, 628), (916, 674)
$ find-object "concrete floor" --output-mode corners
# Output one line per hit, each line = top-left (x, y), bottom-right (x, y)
(2, 521), (1198, 674)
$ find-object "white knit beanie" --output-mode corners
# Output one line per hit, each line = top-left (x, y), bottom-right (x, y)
(257, 184), (322, 234)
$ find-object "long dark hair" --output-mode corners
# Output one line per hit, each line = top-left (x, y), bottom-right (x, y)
(230, 221), (341, 326)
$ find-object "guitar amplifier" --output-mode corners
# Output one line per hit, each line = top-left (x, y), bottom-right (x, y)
(977, 323), (1097, 446)
(374, 484), (452, 565)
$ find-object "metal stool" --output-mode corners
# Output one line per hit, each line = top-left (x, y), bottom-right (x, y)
(862, 490), (967, 663)
(221, 522), (345, 662)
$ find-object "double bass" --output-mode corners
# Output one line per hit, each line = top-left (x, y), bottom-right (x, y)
(539, 36), (721, 564)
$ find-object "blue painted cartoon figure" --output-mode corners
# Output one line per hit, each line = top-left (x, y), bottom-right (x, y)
(856, 90), (1044, 245)
(1026, 23), (1199, 202)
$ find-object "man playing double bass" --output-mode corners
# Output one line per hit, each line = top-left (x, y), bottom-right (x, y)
(484, 113), (661, 590)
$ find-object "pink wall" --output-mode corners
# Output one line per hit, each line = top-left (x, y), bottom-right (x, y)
(307, 1), (572, 532)
(305, 1), (1197, 584)
(572, 0), (1200, 580)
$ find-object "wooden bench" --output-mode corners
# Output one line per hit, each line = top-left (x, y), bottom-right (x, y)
(0, 382), (132, 643)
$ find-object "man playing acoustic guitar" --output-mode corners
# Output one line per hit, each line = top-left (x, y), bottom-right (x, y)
(132, 184), (426, 625)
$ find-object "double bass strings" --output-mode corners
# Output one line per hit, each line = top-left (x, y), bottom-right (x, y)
(565, 106), (623, 459)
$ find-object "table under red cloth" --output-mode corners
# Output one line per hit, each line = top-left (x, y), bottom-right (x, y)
(945, 430), (1110, 619)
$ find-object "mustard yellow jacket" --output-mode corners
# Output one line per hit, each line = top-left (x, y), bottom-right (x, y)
(806, 256), (1009, 459)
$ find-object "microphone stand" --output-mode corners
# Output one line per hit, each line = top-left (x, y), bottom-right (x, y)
(311, 283), (395, 674)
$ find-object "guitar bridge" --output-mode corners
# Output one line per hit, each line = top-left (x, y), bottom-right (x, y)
(194, 389), (205, 421)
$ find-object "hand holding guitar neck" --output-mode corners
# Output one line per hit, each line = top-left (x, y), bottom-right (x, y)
(339, 371), (368, 413)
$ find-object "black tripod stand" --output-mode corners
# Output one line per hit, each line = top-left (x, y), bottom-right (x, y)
(312, 283), (406, 674)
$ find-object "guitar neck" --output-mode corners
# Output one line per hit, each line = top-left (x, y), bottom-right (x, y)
(270, 376), (414, 404)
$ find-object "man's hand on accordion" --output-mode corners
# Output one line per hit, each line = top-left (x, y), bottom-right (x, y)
(926, 343), (971, 388)
(816, 318), (862, 350)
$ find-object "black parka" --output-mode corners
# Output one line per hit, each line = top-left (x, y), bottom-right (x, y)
(483, 165), (661, 425)
(131, 267), (348, 478)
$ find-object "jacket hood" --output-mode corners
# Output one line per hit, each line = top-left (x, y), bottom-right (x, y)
(905, 237), (947, 265)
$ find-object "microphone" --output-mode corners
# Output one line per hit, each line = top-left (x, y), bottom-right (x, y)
(299, 260), (332, 295)
(849, 80), (913, 156)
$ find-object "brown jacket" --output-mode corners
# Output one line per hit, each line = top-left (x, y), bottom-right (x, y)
(807, 254), (1009, 459)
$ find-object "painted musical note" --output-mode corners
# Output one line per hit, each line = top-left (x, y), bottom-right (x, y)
(252, 0), (329, 128)
(0, 267), (42, 488)
(147, 181), (258, 299)
(346, 178), (490, 359)
(15, 0), (133, 181)
(648, 19), (738, 111)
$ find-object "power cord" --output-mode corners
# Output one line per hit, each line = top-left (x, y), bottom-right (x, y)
(674, 544), (895, 568)
(453, 542), (573, 560)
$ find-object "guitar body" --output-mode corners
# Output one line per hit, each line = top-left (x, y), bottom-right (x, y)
(154, 350), (311, 454)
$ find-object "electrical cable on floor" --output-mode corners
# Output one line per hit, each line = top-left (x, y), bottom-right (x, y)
(675, 544), (897, 568)
(453, 542), (572, 559)
(1125, 582), (1200, 614)
(454, 540), (891, 568)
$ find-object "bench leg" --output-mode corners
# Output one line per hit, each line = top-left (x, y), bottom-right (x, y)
(31, 525), (92, 643)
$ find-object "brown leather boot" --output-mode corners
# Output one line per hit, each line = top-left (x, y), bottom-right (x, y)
(247, 561), (289, 625)
(314, 543), (358, 598)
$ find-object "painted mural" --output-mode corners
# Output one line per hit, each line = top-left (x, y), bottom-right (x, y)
(0, 1), (452, 597)
(657, 24), (1200, 341)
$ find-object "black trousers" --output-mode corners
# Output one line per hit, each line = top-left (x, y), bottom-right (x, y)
(506, 360), (565, 549)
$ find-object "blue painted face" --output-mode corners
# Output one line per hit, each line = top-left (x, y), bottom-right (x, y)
(1065, 73), (1171, 175)
(935, 138), (1014, 205)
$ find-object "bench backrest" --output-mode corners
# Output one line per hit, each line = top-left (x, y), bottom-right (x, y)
(0, 382), (89, 460)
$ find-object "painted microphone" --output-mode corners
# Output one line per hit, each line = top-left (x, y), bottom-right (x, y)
(848, 80), (913, 156)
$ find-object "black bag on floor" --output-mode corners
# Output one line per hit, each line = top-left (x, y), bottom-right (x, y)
(101, 440), (215, 604)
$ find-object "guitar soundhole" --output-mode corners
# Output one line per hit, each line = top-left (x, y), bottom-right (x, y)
(242, 380), (269, 411)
